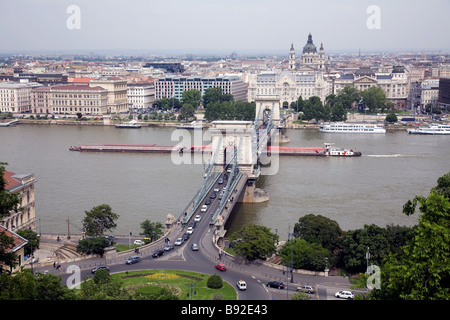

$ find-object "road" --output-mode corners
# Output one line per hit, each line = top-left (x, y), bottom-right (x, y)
(32, 175), (353, 300)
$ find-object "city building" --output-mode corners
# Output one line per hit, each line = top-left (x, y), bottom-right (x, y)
(0, 82), (42, 113)
(154, 75), (247, 103)
(421, 81), (440, 108)
(127, 81), (155, 110)
(247, 70), (332, 106)
(333, 66), (410, 109)
(31, 84), (108, 116)
(438, 77), (450, 110)
(1, 170), (37, 232)
(89, 77), (129, 113)
(143, 62), (185, 74)
(0, 225), (28, 273)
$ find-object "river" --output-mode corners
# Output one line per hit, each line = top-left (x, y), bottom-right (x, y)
(1, 123), (449, 239)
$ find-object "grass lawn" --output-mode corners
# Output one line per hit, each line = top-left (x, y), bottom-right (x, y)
(111, 269), (236, 300)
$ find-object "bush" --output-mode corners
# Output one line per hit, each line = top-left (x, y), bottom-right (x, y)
(207, 274), (223, 289)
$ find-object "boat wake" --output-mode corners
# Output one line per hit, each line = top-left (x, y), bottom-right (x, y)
(366, 154), (437, 158)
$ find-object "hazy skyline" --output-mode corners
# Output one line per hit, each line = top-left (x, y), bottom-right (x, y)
(1, 0), (449, 55)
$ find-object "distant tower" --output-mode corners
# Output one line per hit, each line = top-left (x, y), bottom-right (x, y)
(319, 43), (325, 71)
(301, 33), (318, 69)
(289, 43), (296, 71)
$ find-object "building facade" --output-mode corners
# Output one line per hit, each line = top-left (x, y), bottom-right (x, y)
(247, 70), (332, 106)
(334, 66), (410, 109)
(0, 82), (42, 113)
(0, 225), (28, 273)
(154, 75), (247, 103)
(1, 171), (37, 232)
(289, 34), (326, 73)
(438, 77), (450, 110)
(31, 84), (108, 116)
(90, 77), (129, 113)
(127, 81), (155, 109)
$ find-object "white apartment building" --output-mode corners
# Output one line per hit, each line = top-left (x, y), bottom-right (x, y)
(247, 70), (332, 106)
(127, 81), (155, 109)
(421, 81), (440, 107)
(0, 82), (42, 113)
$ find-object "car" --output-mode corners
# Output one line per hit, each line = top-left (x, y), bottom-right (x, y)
(335, 290), (354, 299)
(194, 215), (201, 222)
(267, 281), (285, 289)
(125, 255), (141, 265)
(205, 198), (211, 205)
(297, 285), (315, 294)
(215, 263), (226, 271)
(218, 177), (223, 184)
(191, 243), (199, 251)
(182, 232), (190, 241)
(134, 240), (144, 245)
(201, 205), (208, 212)
(186, 227), (194, 235)
(188, 221), (196, 228)
(175, 238), (184, 246)
(91, 265), (110, 274)
(236, 280), (247, 290)
(214, 187), (220, 192)
(152, 249), (164, 258)
(210, 192), (216, 199)
(164, 243), (174, 251)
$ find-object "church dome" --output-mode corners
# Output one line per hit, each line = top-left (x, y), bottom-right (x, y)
(302, 33), (317, 54)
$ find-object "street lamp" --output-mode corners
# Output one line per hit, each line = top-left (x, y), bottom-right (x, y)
(186, 282), (197, 300)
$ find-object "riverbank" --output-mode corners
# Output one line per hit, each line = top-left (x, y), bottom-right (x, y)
(13, 119), (409, 131)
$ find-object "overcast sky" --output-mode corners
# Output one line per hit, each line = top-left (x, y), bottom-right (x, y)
(1, 0), (449, 55)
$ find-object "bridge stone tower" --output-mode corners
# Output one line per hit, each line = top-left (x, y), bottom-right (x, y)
(210, 121), (256, 176)
(254, 95), (281, 127)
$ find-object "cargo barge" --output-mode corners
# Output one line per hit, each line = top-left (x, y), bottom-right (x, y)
(69, 142), (360, 157)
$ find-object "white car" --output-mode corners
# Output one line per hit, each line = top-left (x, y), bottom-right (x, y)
(236, 280), (247, 290)
(335, 290), (354, 299)
(186, 226), (194, 235)
(201, 205), (208, 212)
(194, 215), (201, 222)
(133, 240), (144, 245)
(175, 238), (184, 246)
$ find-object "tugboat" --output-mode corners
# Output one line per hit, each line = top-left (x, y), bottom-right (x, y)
(324, 143), (361, 157)
(115, 120), (141, 129)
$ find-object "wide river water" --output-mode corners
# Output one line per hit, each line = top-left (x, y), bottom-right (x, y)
(1, 123), (449, 239)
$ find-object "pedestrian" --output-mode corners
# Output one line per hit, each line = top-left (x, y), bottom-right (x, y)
(53, 262), (56, 268)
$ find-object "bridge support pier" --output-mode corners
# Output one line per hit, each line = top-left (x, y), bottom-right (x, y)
(238, 181), (269, 203)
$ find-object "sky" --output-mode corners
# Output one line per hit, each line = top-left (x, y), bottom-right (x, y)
(0, 0), (449, 55)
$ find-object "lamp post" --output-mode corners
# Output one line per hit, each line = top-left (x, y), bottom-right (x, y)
(186, 282), (197, 300)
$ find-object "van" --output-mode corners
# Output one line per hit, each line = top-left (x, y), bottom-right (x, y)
(125, 255), (141, 265)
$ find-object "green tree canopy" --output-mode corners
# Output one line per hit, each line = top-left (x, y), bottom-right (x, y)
(182, 89), (202, 109)
(293, 214), (344, 252)
(82, 204), (119, 237)
(279, 238), (330, 271)
(140, 219), (164, 242)
(229, 224), (278, 261)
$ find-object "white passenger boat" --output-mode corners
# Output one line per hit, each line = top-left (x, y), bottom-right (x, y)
(319, 122), (386, 134)
(115, 120), (141, 128)
(407, 123), (450, 135)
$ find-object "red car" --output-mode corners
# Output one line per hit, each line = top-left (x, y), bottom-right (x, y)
(215, 263), (226, 271)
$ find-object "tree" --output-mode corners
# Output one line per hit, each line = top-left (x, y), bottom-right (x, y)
(340, 224), (391, 274)
(179, 103), (196, 122)
(207, 273), (223, 289)
(330, 101), (347, 122)
(279, 238), (330, 271)
(0, 162), (21, 273)
(203, 87), (224, 108)
(293, 214), (344, 253)
(0, 162), (21, 219)
(140, 219), (164, 242)
(360, 86), (389, 113)
(385, 111), (398, 123)
(182, 90), (202, 109)
(229, 224), (278, 261)
(336, 85), (361, 110)
(76, 237), (110, 255)
(16, 229), (39, 256)
(82, 204), (119, 237)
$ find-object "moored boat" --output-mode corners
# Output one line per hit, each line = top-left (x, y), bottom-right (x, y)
(319, 122), (386, 134)
(407, 123), (450, 135)
(115, 120), (141, 128)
